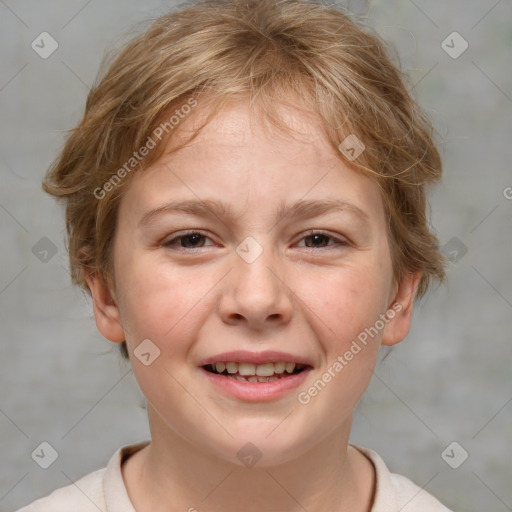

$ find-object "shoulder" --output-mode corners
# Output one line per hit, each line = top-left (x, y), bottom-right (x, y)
(14, 468), (107, 512)
(389, 472), (453, 511)
(351, 445), (454, 512)
(14, 441), (149, 512)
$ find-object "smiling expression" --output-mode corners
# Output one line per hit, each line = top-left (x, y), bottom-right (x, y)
(88, 98), (418, 467)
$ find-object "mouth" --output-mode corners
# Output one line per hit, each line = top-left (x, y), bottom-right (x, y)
(198, 350), (313, 401)
(202, 361), (310, 383)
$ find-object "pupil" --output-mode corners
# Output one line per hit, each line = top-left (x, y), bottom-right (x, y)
(307, 234), (327, 247)
(184, 234), (202, 247)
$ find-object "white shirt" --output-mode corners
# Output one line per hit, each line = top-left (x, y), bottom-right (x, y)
(16, 441), (453, 511)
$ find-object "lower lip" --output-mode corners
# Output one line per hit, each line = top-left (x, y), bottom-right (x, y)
(200, 367), (312, 402)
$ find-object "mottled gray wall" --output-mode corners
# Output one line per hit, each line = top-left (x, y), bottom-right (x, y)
(1, 1), (511, 511)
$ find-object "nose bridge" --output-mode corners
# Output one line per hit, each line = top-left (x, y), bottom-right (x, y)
(219, 235), (293, 327)
(235, 234), (282, 299)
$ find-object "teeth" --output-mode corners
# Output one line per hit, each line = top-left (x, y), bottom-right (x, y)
(229, 375), (283, 383)
(225, 362), (238, 374)
(210, 361), (303, 376)
(285, 362), (296, 373)
(255, 363), (275, 377)
(274, 362), (286, 374)
(238, 363), (256, 376)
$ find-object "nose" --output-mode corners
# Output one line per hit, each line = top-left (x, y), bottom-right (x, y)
(217, 243), (293, 331)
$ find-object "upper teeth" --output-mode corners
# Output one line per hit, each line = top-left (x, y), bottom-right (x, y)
(213, 361), (302, 376)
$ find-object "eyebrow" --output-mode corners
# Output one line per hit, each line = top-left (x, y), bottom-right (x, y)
(138, 197), (370, 229)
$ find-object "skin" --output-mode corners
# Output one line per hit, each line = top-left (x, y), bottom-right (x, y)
(86, 98), (421, 512)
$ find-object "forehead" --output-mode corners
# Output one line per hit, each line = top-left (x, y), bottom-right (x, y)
(119, 99), (385, 227)
(166, 98), (335, 163)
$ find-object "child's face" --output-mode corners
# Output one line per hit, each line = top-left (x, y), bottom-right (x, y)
(89, 99), (418, 466)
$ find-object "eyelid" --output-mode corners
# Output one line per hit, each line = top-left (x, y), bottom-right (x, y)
(295, 229), (350, 248)
(162, 230), (217, 249)
(162, 229), (349, 251)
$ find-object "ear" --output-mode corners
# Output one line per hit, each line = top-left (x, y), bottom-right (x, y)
(381, 271), (422, 347)
(85, 272), (126, 343)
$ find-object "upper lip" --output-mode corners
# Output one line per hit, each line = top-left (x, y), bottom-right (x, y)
(198, 350), (313, 367)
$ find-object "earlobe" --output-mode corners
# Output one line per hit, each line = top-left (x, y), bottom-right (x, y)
(85, 272), (126, 343)
(381, 271), (422, 347)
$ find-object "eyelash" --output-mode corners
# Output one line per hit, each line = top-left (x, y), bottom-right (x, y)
(162, 230), (349, 251)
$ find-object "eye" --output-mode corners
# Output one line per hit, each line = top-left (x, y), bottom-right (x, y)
(162, 230), (348, 251)
(163, 231), (215, 250)
(296, 231), (348, 249)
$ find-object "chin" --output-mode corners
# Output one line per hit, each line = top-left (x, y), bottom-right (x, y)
(210, 427), (313, 468)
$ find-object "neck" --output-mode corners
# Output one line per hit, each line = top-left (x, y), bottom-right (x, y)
(122, 405), (375, 512)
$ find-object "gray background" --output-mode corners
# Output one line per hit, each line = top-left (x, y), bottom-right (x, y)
(1, 1), (511, 511)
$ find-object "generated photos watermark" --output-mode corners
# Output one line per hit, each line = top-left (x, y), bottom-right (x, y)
(93, 97), (198, 200)
(297, 301), (403, 405)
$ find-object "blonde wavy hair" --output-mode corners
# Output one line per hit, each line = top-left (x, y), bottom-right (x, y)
(43, 0), (446, 357)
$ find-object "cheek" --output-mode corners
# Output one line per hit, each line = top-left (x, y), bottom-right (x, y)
(295, 267), (391, 413)
(114, 252), (216, 346)
(310, 265), (391, 342)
